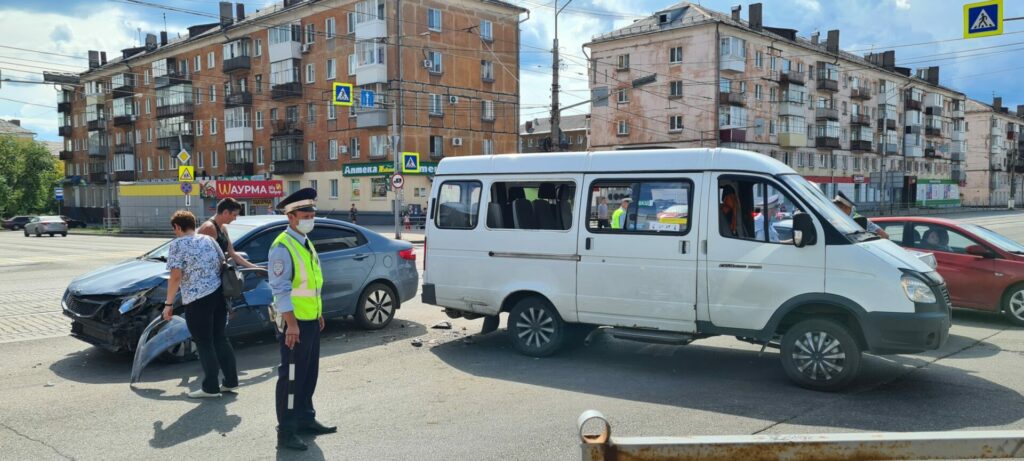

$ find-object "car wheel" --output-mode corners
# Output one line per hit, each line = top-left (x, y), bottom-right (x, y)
(1002, 284), (1024, 327)
(23, 230), (28, 237)
(159, 339), (198, 363)
(779, 319), (861, 392)
(35, 230), (41, 237)
(507, 296), (566, 357)
(62, 232), (67, 237)
(48, 233), (54, 237)
(354, 283), (397, 330)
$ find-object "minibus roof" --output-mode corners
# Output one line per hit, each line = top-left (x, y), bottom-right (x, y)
(433, 148), (797, 176)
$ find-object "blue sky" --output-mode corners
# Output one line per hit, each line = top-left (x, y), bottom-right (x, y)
(0, 0), (1021, 141)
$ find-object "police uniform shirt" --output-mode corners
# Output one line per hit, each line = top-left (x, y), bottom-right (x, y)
(268, 226), (308, 315)
(754, 213), (780, 243)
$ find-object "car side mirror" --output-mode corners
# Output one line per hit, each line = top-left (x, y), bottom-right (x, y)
(854, 216), (869, 230)
(966, 245), (995, 258)
(792, 212), (817, 248)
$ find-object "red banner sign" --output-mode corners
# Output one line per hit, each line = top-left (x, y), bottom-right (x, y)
(216, 180), (285, 199)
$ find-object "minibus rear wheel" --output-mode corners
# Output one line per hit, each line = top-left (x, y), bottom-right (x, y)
(508, 296), (565, 357)
(779, 319), (861, 391)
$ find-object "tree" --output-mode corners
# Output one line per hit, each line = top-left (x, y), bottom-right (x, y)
(0, 135), (62, 216)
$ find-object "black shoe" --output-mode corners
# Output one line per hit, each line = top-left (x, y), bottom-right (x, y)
(277, 431), (308, 451)
(298, 420), (337, 435)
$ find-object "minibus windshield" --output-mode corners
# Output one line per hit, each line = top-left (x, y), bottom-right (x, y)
(780, 174), (863, 236)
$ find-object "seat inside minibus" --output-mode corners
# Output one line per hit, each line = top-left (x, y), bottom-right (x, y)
(489, 182), (575, 230)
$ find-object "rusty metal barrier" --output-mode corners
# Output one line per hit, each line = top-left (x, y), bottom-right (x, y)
(578, 410), (1024, 461)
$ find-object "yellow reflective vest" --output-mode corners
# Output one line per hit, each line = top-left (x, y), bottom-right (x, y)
(271, 232), (324, 321)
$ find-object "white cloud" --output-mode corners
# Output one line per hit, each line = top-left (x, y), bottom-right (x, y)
(894, 0), (911, 10)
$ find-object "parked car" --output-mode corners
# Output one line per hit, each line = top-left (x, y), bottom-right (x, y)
(873, 217), (1024, 325)
(24, 216), (68, 237)
(423, 149), (950, 391)
(61, 216), (87, 228)
(62, 216), (418, 363)
(2, 216), (33, 230)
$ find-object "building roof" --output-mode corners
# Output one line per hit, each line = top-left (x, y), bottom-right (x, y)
(965, 97), (1023, 118)
(0, 119), (35, 137)
(43, 141), (62, 156)
(520, 114), (589, 135)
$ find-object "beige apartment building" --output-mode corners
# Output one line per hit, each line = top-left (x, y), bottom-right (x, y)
(585, 2), (966, 207)
(54, 0), (525, 225)
(964, 97), (1024, 206)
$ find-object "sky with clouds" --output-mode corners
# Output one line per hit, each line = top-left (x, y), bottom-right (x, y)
(1, 0), (1021, 142)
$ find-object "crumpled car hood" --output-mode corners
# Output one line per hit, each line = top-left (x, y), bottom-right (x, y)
(68, 259), (168, 296)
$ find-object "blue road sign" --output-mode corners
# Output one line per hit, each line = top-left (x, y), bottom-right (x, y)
(333, 82), (353, 106)
(55, 187), (63, 201)
(964, 0), (1002, 39)
(361, 90), (375, 108)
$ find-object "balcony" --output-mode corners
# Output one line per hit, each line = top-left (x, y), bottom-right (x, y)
(88, 143), (108, 157)
(1009, 131), (1017, 140)
(156, 102), (194, 119)
(225, 91), (253, 108)
(815, 136), (840, 148)
(850, 114), (871, 126)
(850, 87), (872, 100)
(223, 56), (251, 73)
(905, 125), (921, 135)
(355, 17), (387, 40)
(778, 70), (804, 85)
(779, 101), (804, 117)
(778, 132), (806, 148)
(112, 77), (134, 97)
(271, 82), (302, 100)
(356, 108), (388, 128)
(815, 107), (839, 121)
(157, 134), (193, 151)
(89, 171), (108, 184)
(904, 139), (924, 158)
(356, 62), (387, 86)
(952, 169), (967, 182)
(273, 159), (305, 175)
(226, 162), (254, 177)
(881, 142), (898, 155)
(719, 128), (746, 143)
(59, 150), (74, 161)
(951, 108), (965, 119)
(85, 93), (105, 106)
(719, 55), (744, 74)
(58, 125), (72, 137)
(878, 117), (897, 131)
(87, 118), (106, 131)
(271, 120), (303, 138)
(925, 126), (942, 137)
(719, 90), (745, 106)
(155, 70), (190, 89)
(951, 152), (965, 162)
(924, 146), (937, 158)
(904, 97), (922, 111)
(113, 114), (136, 126)
(114, 170), (137, 182)
(952, 130), (965, 141)
(225, 125), (253, 143)
(58, 101), (72, 113)
(816, 78), (838, 92)
(114, 143), (134, 156)
(850, 140), (873, 152)
(925, 106), (943, 117)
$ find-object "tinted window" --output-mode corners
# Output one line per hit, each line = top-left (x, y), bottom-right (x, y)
(435, 181), (482, 229)
(487, 181), (576, 230)
(309, 226), (365, 253)
(237, 227), (285, 263)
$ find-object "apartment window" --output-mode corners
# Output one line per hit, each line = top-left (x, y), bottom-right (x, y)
(159, 156), (164, 170)
(145, 99), (151, 114)
(305, 23), (315, 44)
(483, 139), (494, 155)
(135, 129), (141, 144)
(617, 120), (629, 135)
(211, 118), (218, 135)
(197, 152), (204, 169)
(307, 103), (316, 123)
(326, 17), (336, 38)
(329, 139), (338, 160)
(348, 54), (357, 76)
(755, 84), (762, 100)
(255, 38), (262, 56)
(207, 51), (215, 70)
(147, 127), (153, 142)
(350, 137), (360, 158)
(481, 60), (495, 81)
(146, 157), (152, 171)
(616, 54), (630, 70)
(770, 87), (777, 103)
(481, 100), (495, 121)
(430, 135), (444, 158)
(255, 75), (262, 92)
(211, 151), (218, 168)
(669, 47), (683, 64)
(256, 111), (263, 129)
(348, 12), (356, 33)
(144, 70), (150, 85)
(669, 80), (683, 98)
(755, 51), (763, 68)
(328, 103), (336, 120)
(330, 179), (339, 198)
(427, 51), (443, 73)
(195, 56), (201, 73)
(480, 19), (493, 41)
(308, 141), (317, 161)
(616, 88), (629, 103)
(306, 63), (315, 83)
(427, 8), (442, 31)
(429, 94), (443, 116)
(257, 146), (264, 165)
(669, 115), (683, 132)
(197, 120), (204, 136)
(369, 135), (389, 158)
(326, 58), (336, 79)
(210, 85), (216, 102)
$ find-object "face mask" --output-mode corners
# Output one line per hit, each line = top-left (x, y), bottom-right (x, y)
(296, 219), (315, 234)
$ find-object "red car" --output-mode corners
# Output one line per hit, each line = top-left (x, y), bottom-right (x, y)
(873, 217), (1024, 325)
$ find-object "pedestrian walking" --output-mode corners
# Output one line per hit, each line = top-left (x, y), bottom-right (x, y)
(596, 197), (610, 229)
(161, 210), (239, 399)
(198, 198), (261, 269)
(349, 204), (358, 224)
(403, 212), (411, 231)
(269, 188), (336, 451)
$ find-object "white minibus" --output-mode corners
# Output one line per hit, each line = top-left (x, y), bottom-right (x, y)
(421, 149), (950, 390)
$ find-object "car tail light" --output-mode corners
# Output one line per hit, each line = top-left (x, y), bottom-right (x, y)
(399, 248), (416, 261)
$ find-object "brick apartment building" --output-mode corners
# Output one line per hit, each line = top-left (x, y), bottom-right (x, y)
(964, 97), (1024, 206)
(519, 114), (589, 153)
(55, 0), (525, 224)
(585, 2), (967, 207)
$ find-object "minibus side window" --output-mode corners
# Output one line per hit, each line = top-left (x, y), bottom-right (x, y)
(718, 177), (804, 244)
(486, 181), (576, 230)
(586, 179), (692, 235)
(435, 181), (482, 230)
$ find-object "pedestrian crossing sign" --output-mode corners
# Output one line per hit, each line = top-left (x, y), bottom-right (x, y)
(333, 82), (354, 106)
(402, 152), (420, 173)
(964, 0), (1002, 39)
(178, 165), (195, 182)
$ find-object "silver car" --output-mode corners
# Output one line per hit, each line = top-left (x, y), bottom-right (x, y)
(24, 216), (68, 237)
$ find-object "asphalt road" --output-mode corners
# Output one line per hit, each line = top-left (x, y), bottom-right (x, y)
(1, 211), (1023, 460)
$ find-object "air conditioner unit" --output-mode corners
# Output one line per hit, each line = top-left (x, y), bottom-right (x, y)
(448, 95), (459, 105)
(340, 145), (348, 154)
(452, 137), (463, 146)
(301, 43), (311, 53)
(422, 59), (433, 69)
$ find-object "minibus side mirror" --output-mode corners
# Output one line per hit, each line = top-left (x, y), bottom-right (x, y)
(792, 212), (817, 248)
(854, 216), (869, 230)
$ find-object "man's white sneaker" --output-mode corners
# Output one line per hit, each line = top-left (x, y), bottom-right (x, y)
(221, 385), (239, 393)
(187, 389), (222, 399)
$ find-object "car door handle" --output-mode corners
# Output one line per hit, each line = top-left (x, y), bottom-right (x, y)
(353, 254), (370, 261)
(680, 241), (688, 254)
(585, 237), (592, 250)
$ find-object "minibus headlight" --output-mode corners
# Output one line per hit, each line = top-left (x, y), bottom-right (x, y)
(900, 275), (936, 304)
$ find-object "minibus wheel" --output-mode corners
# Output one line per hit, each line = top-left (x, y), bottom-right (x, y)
(780, 319), (861, 391)
(508, 296), (565, 357)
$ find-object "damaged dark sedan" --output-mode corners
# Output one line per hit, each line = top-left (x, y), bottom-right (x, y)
(62, 216), (419, 364)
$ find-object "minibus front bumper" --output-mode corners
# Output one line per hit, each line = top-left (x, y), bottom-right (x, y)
(861, 284), (951, 355)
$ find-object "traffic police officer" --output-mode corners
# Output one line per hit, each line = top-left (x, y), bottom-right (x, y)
(833, 190), (889, 239)
(268, 188), (337, 451)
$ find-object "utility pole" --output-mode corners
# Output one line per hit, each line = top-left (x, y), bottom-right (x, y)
(391, 0), (404, 239)
(1010, 144), (1019, 209)
(550, 0), (574, 151)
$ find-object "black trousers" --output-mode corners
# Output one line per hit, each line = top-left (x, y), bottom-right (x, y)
(184, 286), (238, 394)
(276, 319), (321, 431)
